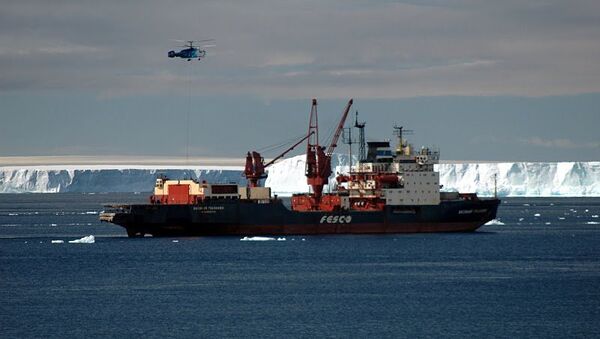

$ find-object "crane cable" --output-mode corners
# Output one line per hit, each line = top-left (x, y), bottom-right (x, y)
(255, 133), (307, 154)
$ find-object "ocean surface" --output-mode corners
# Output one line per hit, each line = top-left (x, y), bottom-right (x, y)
(1, 194), (599, 338)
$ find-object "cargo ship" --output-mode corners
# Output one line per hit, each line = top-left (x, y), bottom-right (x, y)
(100, 99), (500, 237)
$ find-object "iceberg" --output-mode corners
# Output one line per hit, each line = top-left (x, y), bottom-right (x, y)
(1, 155), (599, 196)
(266, 155), (600, 197)
(0, 167), (244, 193)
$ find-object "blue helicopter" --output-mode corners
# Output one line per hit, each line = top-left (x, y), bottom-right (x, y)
(168, 39), (215, 61)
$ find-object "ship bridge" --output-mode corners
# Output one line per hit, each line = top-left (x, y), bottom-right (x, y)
(341, 127), (441, 206)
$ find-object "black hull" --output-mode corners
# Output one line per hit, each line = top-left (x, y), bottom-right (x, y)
(101, 198), (500, 237)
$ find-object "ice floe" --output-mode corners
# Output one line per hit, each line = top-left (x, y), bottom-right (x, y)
(586, 221), (600, 225)
(534, 213), (541, 217)
(68, 235), (95, 244)
(485, 219), (505, 226)
(51, 240), (64, 244)
(240, 236), (276, 241)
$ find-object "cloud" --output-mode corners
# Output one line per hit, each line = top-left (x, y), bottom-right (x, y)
(0, 0), (599, 98)
(260, 54), (315, 67)
(520, 137), (600, 149)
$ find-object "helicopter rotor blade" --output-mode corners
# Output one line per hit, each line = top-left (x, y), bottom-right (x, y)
(170, 38), (214, 42)
(170, 39), (215, 48)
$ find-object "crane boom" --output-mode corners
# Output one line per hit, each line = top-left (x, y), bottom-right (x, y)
(326, 99), (353, 155)
(244, 132), (315, 187)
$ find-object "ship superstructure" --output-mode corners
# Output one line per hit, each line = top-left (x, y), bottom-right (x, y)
(293, 124), (442, 212)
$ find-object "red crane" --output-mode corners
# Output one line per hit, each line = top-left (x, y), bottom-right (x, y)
(305, 98), (353, 200)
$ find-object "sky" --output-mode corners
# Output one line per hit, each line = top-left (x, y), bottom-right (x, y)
(0, 0), (599, 163)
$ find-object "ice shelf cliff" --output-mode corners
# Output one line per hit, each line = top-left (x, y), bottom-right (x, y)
(1, 155), (599, 196)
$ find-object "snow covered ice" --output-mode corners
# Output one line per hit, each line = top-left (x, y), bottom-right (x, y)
(1, 157), (599, 196)
(0, 166), (243, 193)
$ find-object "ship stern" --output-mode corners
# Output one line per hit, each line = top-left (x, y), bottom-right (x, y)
(99, 205), (145, 237)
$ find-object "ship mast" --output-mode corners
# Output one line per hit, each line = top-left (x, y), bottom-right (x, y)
(342, 127), (353, 171)
(354, 111), (366, 162)
(494, 173), (497, 198)
(393, 125), (413, 155)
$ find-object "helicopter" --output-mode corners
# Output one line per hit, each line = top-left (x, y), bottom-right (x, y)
(168, 39), (215, 61)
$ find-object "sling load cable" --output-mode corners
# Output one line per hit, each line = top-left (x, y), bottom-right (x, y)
(185, 59), (193, 165)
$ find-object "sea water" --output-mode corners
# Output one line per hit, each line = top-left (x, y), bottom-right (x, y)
(1, 194), (599, 338)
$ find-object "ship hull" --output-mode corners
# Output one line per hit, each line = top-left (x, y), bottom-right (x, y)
(101, 198), (500, 237)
